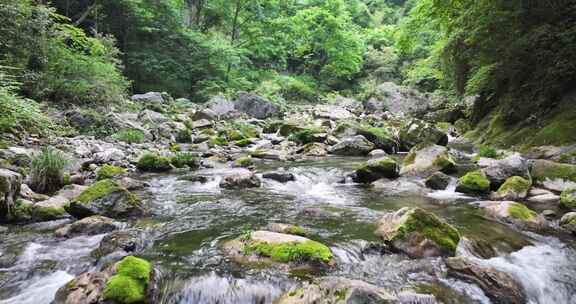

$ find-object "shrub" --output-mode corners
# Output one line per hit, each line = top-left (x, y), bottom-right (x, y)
(170, 152), (200, 169)
(0, 87), (54, 135)
(478, 145), (499, 159)
(29, 147), (68, 194)
(136, 153), (172, 172)
(115, 129), (145, 144)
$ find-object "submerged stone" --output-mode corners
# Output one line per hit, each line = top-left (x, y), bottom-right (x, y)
(375, 207), (461, 258)
(219, 171), (261, 189)
(275, 276), (400, 304)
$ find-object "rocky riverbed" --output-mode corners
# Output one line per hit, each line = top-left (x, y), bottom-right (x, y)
(1, 90), (576, 304)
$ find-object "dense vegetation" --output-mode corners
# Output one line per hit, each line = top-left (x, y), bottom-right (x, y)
(0, 0), (574, 146)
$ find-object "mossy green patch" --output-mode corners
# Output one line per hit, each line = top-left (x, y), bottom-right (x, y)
(432, 151), (456, 170)
(170, 152), (199, 169)
(210, 136), (229, 146)
(75, 179), (139, 206)
(435, 122), (452, 132)
(560, 188), (576, 209)
(459, 171), (490, 193)
(288, 127), (324, 144)
(392, 208), (461, 253)
(235, 156), (254, 168)
(97, 164), (126, 181)
(235, 138), (253, 147)
(508, 203), (536, 221)
(246, 240), (333, 264)
(478, 145), (499, 159)
(32, 206), (66, 221)
(531, 160), (576, 182)
(284, 225), (307, 236)
(103, 256), (152, 304)
(137, 153), (172, 172)
(497, 176), (531, 194)
(403, 149), (417, 166)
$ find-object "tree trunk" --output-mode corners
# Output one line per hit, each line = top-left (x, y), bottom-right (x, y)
(226, 0), (242, 84)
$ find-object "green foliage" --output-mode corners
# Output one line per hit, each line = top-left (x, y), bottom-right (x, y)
(137, 153), (173, 172)
(210, 136), (229, 146)
(114, 129), (145, 144)
(29, 147), (68, 195)
(0, 85), (54, 136)
(170, 152), (200, 169)
(97, 165), (126, 181)
(478, 145), (499, 159)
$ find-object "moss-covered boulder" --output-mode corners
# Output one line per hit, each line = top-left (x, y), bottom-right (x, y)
(275, 277), (400, 304)
(399, 118), (448, 150)
(103, 256), (152, 304)
(492, 176), (532, 201)
(136, 153), (172, 172)
(456, 171), (491, 194)
(560, 188), (576, 209)
(531, 159), (576, 183)
(328, 135), (374, 156)
(400, 144), (456, 176)
(223, 230), (334, 267)
(354, 157), (399, 183)
(288, 127), (326, 144)
(97, 164), (126, 180)
(299, 142), (328, 157)
(476, 201), (543, 229)
(66, 179), (145, 219)
(92, 229), (149, 259)
(55, 215), (120, 238)
(560, 212), (576, 234)
(375, 207), (461, 258)
(425, 172), (452, 190)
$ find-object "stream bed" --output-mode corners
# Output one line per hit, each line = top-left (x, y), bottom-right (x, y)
(1, 157), (575, 303)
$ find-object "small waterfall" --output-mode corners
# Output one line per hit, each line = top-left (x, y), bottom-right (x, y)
(263, 167), (355, 205)
(427, 177), (469, 200)
(469, 237), (576, 304)
(0, 271), (74, 304)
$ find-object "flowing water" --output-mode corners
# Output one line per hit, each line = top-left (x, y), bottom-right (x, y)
(1, 157), (575, 303)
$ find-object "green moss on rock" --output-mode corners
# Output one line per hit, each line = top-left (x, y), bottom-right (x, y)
(246, 240), (333, 264)
(75, 179), (139, 207)
(497, 176), (531, 194)
(531, 160), (576, 182)
(391, 208), (461, 254)
(508, 203), (537, 221)
(103, 256), (152, 304)
(235, 138), (253, 147)
(210, 136), (229, 146)
(355, 157), (398, 183)
(97, 164), (126, 181)
(458, 171), (491, 193)
(235, 156), (254, 168)
(137, 153), (172, 172)
(284, 225), (307, 236)
(560, 188), (576, 209)
(288, 127), (324, 144)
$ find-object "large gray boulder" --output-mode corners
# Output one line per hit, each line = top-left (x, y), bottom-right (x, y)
(363, 82), (432, 116)
(399, 119), (448, 150)
(400, 144), (456, 176)
(328, 135), (374, 156)
(219, 171), (261, 189)
(92, 228), (149, 259)
(0, 169), (22, 220)
(206, 95), (236, 117)
(479, 154), (529, 188)
(234, 92), (278, 119)
(138, 109), (169, 124)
